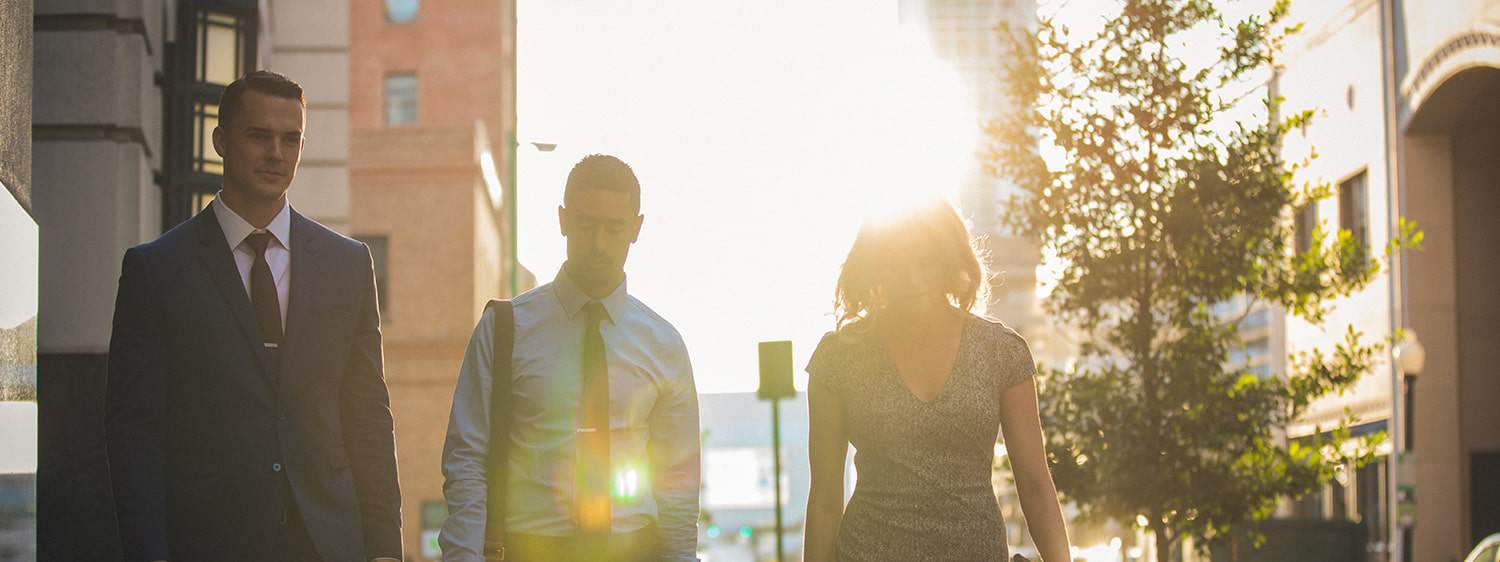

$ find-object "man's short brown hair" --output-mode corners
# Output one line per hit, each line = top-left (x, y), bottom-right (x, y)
(564, 154), (642, 214)
(218, 70), (305, 130)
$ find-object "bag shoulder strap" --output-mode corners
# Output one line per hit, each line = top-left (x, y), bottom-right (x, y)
(482, 299), (515, 560)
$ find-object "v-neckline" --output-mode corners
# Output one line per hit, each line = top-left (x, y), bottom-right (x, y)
(879, 313), (971, 405)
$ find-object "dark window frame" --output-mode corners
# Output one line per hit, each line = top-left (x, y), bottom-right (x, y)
(1294, 200), (1318, 256)
(1337, 169), (1370, 264)
(163, 1), (259, 230)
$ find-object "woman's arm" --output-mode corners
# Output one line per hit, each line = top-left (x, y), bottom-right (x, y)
(999, 378), (1071, 562)
(804, 378), (850, 562)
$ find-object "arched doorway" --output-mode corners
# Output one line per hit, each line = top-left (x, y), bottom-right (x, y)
(1402, 63), (1500, 556)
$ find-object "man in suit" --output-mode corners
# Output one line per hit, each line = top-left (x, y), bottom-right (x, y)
(106, 70), (402, 562)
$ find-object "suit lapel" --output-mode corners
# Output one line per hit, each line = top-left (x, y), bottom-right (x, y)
(191, 209), (274, 395)
(280, 210), (320, 395)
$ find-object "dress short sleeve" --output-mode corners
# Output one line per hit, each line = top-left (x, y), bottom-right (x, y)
(805, 330), (841, 395)
(993, 324), (1038, 390)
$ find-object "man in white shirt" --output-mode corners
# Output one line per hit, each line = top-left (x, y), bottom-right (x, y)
(440, 155), (701, 561)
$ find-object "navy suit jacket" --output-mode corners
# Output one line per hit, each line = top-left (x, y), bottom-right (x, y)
(105, 207), (402, 561)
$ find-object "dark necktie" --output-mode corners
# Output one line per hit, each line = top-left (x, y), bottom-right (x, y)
(245, 232), (283, 347)
(577, 301), (612, 537)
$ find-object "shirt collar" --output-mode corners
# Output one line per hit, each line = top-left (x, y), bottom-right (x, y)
(552, 266), (627, 325)
(212, 191), (291, 251)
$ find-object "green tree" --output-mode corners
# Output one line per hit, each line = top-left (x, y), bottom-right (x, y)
(988, 1), (1420, 559)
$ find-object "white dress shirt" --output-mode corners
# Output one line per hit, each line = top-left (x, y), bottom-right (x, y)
(211, 194), (291, 326)
(439, 269), (701, 561)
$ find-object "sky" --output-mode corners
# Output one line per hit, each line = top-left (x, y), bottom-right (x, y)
(512, 0), (1277, 394)
(514, 1), (978, 394)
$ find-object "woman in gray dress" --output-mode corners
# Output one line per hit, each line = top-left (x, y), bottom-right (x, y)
(803, 199), (1072, 562)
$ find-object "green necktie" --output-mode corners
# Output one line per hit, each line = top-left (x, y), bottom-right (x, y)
(577, 301), (612, 538)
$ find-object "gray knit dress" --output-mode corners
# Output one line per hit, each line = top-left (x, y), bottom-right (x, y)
(807, 314), (1037, 562)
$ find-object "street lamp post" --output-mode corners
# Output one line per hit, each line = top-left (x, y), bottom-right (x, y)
(505, 136), (555, 297)
(1396, 330), (1425, 562)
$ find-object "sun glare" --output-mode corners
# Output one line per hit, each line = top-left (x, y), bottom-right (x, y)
(517, 1), (990, 393)
(830, 31), (977, 227)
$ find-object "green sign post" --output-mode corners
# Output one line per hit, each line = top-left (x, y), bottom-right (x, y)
(758, 340), (794, 562)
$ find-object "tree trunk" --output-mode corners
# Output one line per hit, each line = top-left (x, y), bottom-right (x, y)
(1153, 525), (1175, 562)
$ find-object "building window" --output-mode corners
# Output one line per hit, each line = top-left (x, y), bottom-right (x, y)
(196, 12), (246, 86)
(385, 74), (418, 126)
(163, 3), (257, 229)
(192, 102), (223, 174)
(1240, 308), (1270, 332)
(1338, 171), (1368, 260)
(193, 192), (217, 215)
(385, 0), (420, 23)
(1292, 487), (1322, 519)
(1355, 460), (1388, 547)
(1294, 201), (1317, 256)
(1327, 476), (1348, 520)
(1246, 336), (1270, 357)
(356, 235), (391, 320)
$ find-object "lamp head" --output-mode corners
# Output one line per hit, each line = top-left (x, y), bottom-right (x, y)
(1397, 330), (1426, 376)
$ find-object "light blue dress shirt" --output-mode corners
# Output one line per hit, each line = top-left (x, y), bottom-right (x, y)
(439, 269), (701, 561)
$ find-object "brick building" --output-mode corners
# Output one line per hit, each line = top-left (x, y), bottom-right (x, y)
(348, 0), (526, 558)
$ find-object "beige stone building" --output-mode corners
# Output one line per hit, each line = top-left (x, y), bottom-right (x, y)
(264, 0), (354, 233)
(1272, 1), (1500, 560)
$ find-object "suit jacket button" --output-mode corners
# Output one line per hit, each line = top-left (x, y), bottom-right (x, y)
(272, 462), (283, 472)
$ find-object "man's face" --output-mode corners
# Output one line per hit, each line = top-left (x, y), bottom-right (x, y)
(559, 188), (643, 288)
(212, 91), (305, 202)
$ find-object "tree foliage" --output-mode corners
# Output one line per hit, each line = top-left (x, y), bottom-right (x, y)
(989, 0), (1421, 558)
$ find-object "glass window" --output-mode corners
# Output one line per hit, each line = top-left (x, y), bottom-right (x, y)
(1241, 309), (1270, 332)
(1355, 460), (1387, 547)
(1246, 336), (1270, 356)
(385, 74), (418, 126)
(385, 0), (420, 23)
(193, 103), (223, 174)
(1292, 487), (1323, 519)
(1294, 202), (1317, 255)
(1328, 478), (1348, 520)
(193, 192), (217, 215)
(1338, 171), (1369, 259)
(165, 4), (257, 229)
(198, 12), (244, 86)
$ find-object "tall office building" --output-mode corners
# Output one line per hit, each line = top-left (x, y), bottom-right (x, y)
(895, 0), (1056, 361)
